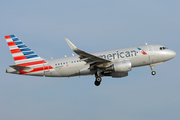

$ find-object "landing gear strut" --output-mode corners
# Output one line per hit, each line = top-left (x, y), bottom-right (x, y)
(150, 64), (156, 75)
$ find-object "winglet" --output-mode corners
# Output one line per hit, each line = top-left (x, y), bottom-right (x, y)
(65, 38), (111, 64)
(65, 38), (78, 51)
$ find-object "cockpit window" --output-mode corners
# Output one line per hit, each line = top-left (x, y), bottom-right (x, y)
(160, 47), (168, 50)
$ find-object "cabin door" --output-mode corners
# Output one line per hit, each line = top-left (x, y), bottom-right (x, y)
(147, 45), (154, 64)
(43, 62), (50, 76)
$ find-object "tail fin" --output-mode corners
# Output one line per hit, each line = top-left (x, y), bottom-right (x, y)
(5, 35), (44, 65)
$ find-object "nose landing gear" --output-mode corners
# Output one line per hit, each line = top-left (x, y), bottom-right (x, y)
(150, 64), (156, 75)
(151, 71), (156, 75)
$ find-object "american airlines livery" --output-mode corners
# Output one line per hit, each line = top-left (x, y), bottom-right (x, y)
(5, 35), (176, 86)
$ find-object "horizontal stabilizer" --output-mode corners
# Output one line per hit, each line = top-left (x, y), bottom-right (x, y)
(10, 65), (33, 71)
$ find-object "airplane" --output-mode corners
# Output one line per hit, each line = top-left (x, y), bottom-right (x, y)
(5, 35), (176, 86)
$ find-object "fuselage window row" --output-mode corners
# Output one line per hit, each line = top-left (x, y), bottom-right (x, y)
(55, 60), (81, 66)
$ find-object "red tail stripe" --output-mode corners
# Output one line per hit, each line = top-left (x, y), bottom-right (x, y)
(17, 60), (46, 66)
(5, 35), (11, 39)
(19, 66), (53, 74)
(7, 42), (16, 46)
(14, 55), (27, 61)
(11, 48), (21, 54)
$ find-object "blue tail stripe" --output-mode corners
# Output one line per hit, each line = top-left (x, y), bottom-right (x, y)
(18, 45), (27, 48)
(25, 55), (39, 59)
(12, 38), (21, 42)
(9, 35), (16, 38)
(15, 41), (23, 45)
(20, 48), (31, 51)
(23, 51), (35, 55)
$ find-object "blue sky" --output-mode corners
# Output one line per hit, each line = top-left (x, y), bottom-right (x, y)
(0, 0), (179, 120)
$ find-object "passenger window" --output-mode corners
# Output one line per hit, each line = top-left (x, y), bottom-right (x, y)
(63, 62), (65, 64)
(55, 64), (57, 66)
(74, 61), (76, 63)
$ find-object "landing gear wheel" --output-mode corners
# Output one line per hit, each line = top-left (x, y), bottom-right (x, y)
(94, 81), (101, 86)
(94, 77), (102, 86)
(96, 77), (102, 82)
(151, 71), (156, 75)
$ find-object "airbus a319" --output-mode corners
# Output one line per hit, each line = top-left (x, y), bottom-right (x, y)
(5, 35), (176, 86)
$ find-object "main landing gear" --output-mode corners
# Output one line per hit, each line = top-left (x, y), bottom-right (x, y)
(150, 64), (156, 75)
(94, 69), (103, 86)
(94, 77), (102, 86)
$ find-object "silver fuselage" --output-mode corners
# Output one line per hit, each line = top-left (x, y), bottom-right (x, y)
(10, 44), (175, 77)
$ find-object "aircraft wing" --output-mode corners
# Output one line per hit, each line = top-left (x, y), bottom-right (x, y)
(65, 38), (111, 68)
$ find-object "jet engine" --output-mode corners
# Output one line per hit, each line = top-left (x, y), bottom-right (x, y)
(106, 60), (132, 72)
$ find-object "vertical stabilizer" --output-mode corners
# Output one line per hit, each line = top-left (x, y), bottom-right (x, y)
(5, 35), (54, 75)
(5, 35), (44, 65)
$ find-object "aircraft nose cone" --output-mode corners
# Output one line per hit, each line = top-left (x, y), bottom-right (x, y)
(171, 51), (176, 58)
(169, 50), (176, 59)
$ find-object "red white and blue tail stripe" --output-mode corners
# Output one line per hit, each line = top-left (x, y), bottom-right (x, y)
(5, 35), (53, 75)
(5, 35), (44, 64)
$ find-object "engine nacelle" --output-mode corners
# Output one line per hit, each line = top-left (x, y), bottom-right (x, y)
(114, 60), (132, 72)
(111, 72), (128, 78)
(107, 60), (132, 72)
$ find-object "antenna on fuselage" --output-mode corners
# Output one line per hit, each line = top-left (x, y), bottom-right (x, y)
(65, 55), (67, 57)
(72, 53), (74, 56)
(145, 42), (148, 45)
